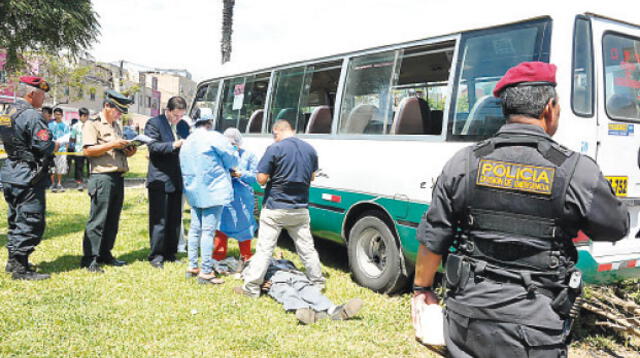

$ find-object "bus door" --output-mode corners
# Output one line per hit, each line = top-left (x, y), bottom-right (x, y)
(591, 15), (640, 254)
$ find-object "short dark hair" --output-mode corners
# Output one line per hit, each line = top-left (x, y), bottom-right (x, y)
(42, 106), (52, 115)
(167, 96), (187, 111)
(53, 107), (63, 114)
(194, 119), (211, 128)
(71, 118), (78, 125)
(79, 107), (89, 116)
(499, 85), (556, 120)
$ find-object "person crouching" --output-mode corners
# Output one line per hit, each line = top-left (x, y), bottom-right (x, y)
(179, 115), (238, 284)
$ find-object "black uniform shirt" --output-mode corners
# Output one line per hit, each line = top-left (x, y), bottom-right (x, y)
(0, 99), (55, 187)
(416, 123), (629, 329)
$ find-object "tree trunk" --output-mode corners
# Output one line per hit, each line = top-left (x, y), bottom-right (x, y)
(221, 0), (235, 64)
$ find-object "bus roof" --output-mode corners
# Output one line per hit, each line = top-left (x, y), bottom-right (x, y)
(200, 2), (638, 84)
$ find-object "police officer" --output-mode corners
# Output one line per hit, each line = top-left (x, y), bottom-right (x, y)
(412, 62), (630, 357)
(81, 90), (135, 273)
(0, 76), (58, 280)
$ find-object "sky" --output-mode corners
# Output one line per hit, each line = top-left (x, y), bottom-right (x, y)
(91, 0), (639, 83)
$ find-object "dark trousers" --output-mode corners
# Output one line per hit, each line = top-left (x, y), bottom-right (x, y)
(3, 183), (46, 257)
(444, 310), (568, 358)
(72, 156), (88, 182)
(82, 173), (124, 266)
(148, 189), (182, 261)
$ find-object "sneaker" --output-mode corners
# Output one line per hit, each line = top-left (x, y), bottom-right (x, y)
(76, 182), (85, 191)
(51, 185), (58, 193)
(57, 184), (65, 192)
(330, 298), (364, 320)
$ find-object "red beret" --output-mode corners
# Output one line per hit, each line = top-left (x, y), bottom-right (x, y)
(493, 62), (556, 97)
(19, 76), (50, 93)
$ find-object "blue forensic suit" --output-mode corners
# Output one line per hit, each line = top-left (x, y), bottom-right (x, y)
(219, 148), (259, 241)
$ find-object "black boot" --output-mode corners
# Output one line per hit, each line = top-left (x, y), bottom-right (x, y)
(5, 254), (35, 273)
(11, 255), (50, 281)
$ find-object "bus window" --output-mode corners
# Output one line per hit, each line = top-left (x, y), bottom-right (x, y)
(268, 61), (341, 134)
(339, 51), (398, 135)
(449, 18), (552, 141)
(390, 42), (454, 135)
(572, 17), (594, 117)
(190, 81), (219, 121)
(216, 72), (270, 133)
(603, 33), (640, 121)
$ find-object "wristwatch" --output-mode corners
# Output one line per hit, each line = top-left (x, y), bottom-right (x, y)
(412, 284), (433, 293)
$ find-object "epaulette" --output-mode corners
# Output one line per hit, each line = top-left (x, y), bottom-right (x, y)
(90, 116), (100, 122)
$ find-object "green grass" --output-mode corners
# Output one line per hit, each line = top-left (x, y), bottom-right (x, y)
(0, 188), (431, 357)
(123, 148), (149, 179)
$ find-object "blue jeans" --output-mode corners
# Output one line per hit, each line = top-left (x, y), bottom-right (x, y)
(188, 206), (223, 274)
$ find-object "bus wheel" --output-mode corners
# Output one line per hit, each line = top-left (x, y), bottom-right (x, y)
(347, 211), (407, 294)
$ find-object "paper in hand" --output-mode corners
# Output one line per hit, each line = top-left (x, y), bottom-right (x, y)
(129, 134), (154, 147)
(55, 133), (71, 145)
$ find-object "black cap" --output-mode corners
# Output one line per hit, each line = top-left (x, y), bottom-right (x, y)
(105, 90), (133, 114)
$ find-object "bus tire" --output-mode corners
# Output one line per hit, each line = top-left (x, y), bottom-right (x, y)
(347, 211), (407, 294)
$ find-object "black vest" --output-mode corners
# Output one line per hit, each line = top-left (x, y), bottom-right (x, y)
(0, 102), (36, 163)
(459, 132), (580, 270)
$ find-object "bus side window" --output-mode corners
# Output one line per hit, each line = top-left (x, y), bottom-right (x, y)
(603, 33), (640, 121)
(572, 16), (594, 117)
(389, 42), (454, 135)
(268, 61), (341, 134)
(216, 73), (270, 133)
(339, 51), (397, 135)
(448, 18), (552, 141)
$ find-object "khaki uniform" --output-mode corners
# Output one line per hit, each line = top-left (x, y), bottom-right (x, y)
(81, 112), (128, 267)
(82, 113), (128, 173)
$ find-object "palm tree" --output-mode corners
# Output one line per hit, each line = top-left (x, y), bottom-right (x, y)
(221, 0), (235, 64)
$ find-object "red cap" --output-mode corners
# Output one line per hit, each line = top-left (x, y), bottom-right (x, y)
(19, 76), (50, 92)
(493, 62), (557, 97)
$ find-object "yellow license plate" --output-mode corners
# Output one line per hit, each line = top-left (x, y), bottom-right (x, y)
(605, 176), (628, 197)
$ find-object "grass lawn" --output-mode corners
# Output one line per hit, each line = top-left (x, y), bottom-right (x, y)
(0, 150), (636, 357)
(0, 188), (431, 357)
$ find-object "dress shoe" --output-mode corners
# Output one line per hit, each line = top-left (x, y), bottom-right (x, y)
(150, 256), (164, 269)
(99, 258), (127, 267)
(296, 308), (321, 325)
(329, 298), (364, 320)
(86, 261), (104, 273)
(233, 286), (257, 298)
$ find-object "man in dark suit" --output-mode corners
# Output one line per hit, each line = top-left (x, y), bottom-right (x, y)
(145, 96), (188, 268)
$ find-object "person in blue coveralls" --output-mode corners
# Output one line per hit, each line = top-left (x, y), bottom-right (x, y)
(179, 113), (238, 285)
(213, 127), (259, 267)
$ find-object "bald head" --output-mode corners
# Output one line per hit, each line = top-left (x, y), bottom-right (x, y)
(272, 119), (294, 142)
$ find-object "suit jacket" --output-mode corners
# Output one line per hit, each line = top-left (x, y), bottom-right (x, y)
(145, 114), (183, 193)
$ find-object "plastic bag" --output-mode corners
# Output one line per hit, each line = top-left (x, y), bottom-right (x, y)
(412, 295), (445, 346)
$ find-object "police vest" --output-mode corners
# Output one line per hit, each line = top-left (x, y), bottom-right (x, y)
(447, 132), (582, 318)
(0, 103), (37, 163)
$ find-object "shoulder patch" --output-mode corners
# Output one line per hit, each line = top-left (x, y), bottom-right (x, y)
(476, 159), (555, 195)
(0, 114), (11, 127)
(36, 129), (50, 141)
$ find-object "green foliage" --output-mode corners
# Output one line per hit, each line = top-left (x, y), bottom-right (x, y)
(0, 0), (100, 71)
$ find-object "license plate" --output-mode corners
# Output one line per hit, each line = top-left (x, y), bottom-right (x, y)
(605, 176), (628, 197)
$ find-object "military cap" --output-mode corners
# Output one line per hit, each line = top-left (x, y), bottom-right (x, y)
(493, 62), (557, 97)
(19, 76), (50, 92)
(105, 89), (133, 114)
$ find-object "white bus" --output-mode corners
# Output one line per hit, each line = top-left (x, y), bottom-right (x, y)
(191, 9), (640, 293)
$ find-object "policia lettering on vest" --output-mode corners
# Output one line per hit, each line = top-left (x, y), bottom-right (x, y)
(412, 62), (630, 357)
(0, 77), (58, 281)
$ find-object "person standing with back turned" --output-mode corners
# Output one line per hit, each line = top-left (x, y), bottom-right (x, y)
(145, 96), (187, 269)
(412, 62), (629, 357)
(235, 119), (325, 298)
